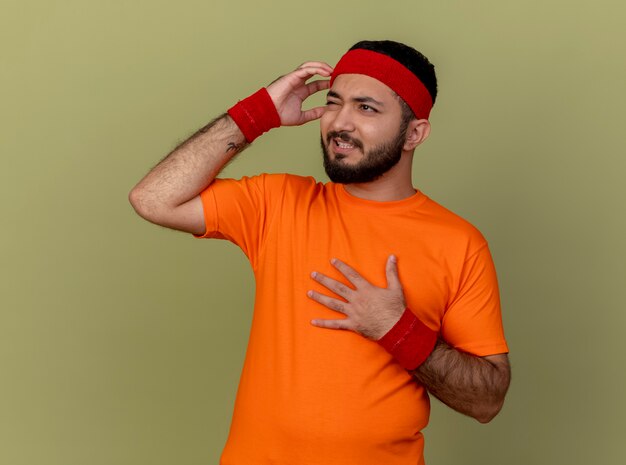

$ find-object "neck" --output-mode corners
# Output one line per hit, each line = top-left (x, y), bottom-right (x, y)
(343, 152), (416, 202)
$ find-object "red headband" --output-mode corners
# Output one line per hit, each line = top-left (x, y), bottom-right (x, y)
(330, 49), (433, 120)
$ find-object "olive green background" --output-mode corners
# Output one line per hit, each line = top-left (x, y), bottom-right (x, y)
(1, 0), (624, 464)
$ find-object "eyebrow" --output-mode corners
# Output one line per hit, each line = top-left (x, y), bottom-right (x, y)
(327, 90), (385, 107)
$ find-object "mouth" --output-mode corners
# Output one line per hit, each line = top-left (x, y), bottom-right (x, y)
(334, 138), (356, 151)
(327, 133), (362, 156)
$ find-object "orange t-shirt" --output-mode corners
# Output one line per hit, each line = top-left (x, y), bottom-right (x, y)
(196, 173), (508, 465)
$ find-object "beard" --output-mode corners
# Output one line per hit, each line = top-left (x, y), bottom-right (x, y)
(320, 127), (407, 184)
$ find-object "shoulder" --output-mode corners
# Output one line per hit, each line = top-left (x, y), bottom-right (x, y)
(210, 173), (326, 207)
(212, 173), (316, 192)
(258, 173), (325, 197)
(241, 173), (318, 189)
(419, 194), (488, 254)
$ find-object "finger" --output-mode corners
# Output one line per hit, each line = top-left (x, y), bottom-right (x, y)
(330, 258), (366, 288)
(385, 254), (402, 290)
(270, 67), (328, 90)
(269, 63), (332, 91)
(307, 290), (348, 314)
(298, 61), (334, 72)
(299, 105), (327, 124)
(310, 271), (354, 299)
(304, 78), (330, 96)
(310, 317), (352, 331)
(291, 66), (333, 80)
(292, 79), (329, 102)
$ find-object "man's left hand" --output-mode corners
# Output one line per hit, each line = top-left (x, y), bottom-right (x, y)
(307, 255), (406, 340)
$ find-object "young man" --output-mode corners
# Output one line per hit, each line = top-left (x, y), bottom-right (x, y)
(130, 40), (510, 465)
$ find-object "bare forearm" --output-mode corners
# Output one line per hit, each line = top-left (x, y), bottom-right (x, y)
(130, 62), (332, 233)
(411, 340), (510, 423)
(129, 114), (247, 218)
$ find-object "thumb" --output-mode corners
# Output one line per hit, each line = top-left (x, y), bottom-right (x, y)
(385, 254), (402, 289)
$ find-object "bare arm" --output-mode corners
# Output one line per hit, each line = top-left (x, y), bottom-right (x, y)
(411, 341), (511, 423)
(129, 61), (333, 235)
(129, 115), (246, 235)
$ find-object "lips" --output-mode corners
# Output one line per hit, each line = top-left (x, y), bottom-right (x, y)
(335, 139), (355, 149)
(327, 131), (363, 156)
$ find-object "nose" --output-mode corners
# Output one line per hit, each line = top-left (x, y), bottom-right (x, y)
(327, 104), (356, 133)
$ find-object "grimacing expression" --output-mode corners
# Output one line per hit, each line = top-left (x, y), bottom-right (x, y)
(320, 127), (407, 184)
(319, 73), (409, 184)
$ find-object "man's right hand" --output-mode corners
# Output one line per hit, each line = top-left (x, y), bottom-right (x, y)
(266, 61), (333, 126)
(129, 61), (334, 235)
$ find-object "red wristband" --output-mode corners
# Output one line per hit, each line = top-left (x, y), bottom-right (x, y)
(377, 308), (438, 370)
(227, 88), (281, 143)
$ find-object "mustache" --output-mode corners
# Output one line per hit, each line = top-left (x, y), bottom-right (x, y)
(326, 131), (364, 150)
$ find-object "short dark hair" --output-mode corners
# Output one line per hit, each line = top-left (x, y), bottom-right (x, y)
(349, 40), (438, 123)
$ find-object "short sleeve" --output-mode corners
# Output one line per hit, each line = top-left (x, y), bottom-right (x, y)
(441, 244), (509, 356)
(193, 173), (286, 268)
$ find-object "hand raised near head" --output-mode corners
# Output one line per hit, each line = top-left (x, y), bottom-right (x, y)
(266, 62), (333, 126)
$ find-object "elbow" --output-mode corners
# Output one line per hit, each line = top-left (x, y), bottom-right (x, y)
(476, 358), (511, 424)
(128, 186), (140, 210)
(128, 186), (161, 224)
(474, 395), (506, 424)
(477, 415), (495, 424)
(475, 404), (502, 424)
(128, 186), (147, 217)
(129, 186), (195, 233)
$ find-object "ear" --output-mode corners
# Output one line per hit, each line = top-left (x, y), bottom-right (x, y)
(403, 119), (431, 152)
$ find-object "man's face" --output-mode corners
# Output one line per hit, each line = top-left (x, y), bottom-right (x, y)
(320, 73), (408, 184)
